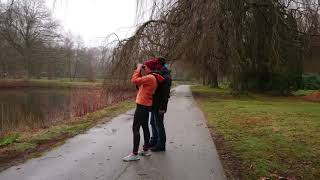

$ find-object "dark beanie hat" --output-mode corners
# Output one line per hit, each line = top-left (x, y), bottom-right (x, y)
(144, 58), (163, 71)
(157, 56), (167, 65)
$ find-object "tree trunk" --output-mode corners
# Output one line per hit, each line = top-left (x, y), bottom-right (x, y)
(210, 70), (219, 88)
(23, 55), (31, 79)
(69, 57), (72, 81)
(73, 59), (79, 81)
(47, 60), (53, 80)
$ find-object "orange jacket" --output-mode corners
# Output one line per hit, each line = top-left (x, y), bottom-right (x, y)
(131, 69), (164, 107)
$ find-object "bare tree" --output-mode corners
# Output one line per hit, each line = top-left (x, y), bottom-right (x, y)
(0, 0), (59, 78)
(62, 32), (75, 80)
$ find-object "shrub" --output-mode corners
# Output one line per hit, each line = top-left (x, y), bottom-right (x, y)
(301, 74), (320, 90)
(247, 72), (301, 95)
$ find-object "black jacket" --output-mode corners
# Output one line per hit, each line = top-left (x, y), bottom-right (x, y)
(152, 67), (172, 112)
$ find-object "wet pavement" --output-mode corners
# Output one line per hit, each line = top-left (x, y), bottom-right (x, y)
(0, 85), (226, 180)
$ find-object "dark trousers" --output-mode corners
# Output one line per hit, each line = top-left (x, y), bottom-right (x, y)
(132, 104), (151, 154)
(150, 110), (166, 148)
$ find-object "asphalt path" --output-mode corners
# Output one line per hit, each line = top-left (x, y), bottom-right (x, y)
(0, 85), (226, 180)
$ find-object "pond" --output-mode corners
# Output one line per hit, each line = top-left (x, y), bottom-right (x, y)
(0, 88), (134, 132)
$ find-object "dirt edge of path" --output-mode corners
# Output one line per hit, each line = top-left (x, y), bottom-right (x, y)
(0, 135), (73, 172)
(207, 126), (243, 180)
(192, 95), (243, 180)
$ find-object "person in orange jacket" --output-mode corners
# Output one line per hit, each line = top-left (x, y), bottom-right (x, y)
(123, 60), (164, 162)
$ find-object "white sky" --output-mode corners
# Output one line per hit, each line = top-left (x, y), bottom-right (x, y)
(46, 0), (138, 47)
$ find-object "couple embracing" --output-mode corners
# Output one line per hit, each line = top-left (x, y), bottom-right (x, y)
(123, 57), (172, 162)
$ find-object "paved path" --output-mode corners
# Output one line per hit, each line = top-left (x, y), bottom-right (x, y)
(0, 85), (226, 180)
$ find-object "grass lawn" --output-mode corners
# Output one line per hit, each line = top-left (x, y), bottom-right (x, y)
(192, 86), (320, 179)
(0, 100), (135, 170)
(172, 80), (197, 87)
(30, 79), (103, 88)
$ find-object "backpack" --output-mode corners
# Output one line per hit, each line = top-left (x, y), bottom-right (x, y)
(151, 69), (172, 112)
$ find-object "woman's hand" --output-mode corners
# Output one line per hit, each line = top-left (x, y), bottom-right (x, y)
(137, 64), (143, 71)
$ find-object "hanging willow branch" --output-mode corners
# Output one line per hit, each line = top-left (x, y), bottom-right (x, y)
(105, 0), (319, 93)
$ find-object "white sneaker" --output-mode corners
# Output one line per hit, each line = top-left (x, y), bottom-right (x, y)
(138, 150), (152, 157)
(122, 153), (140, 162)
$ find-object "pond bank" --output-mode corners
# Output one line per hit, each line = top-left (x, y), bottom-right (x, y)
(0, 79), (103, 89)
(0, 99), (135, 171)
(0, 81), (135, 133)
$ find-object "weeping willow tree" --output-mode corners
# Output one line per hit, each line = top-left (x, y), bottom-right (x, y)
(106, 0), (319, 94)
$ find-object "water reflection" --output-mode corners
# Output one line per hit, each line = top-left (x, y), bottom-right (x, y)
(0, 88), (134, 132)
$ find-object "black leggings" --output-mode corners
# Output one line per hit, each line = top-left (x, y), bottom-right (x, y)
(132, 104), (151, 154)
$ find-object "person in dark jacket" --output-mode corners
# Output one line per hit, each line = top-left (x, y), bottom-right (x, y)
(123, 61), (164, 162)
(149, 57), (172, 152)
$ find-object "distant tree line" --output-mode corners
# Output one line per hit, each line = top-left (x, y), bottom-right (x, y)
(0, 0), (110, 81)
(109, 0), (320, 94)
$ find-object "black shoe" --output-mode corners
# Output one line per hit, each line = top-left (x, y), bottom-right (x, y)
(150, 146), (166, 152)
(149, 141), (157, 148)
(149, 144), (156, 149)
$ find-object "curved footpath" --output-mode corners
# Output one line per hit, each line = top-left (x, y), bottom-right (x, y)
(0, 85), (226, 180)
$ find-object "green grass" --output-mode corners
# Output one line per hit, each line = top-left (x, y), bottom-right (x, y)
(29, 79), (103, 88)
(12, 143), (37, 152)
(192, 86), (320, 179)
(172, 80), (197, 87)
(0, 134), (19, 146)
(0, 100), (134, 160)
(27, 122), (92, 143)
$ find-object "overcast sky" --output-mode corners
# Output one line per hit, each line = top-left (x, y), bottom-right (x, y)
(46, 0), (138, 47)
